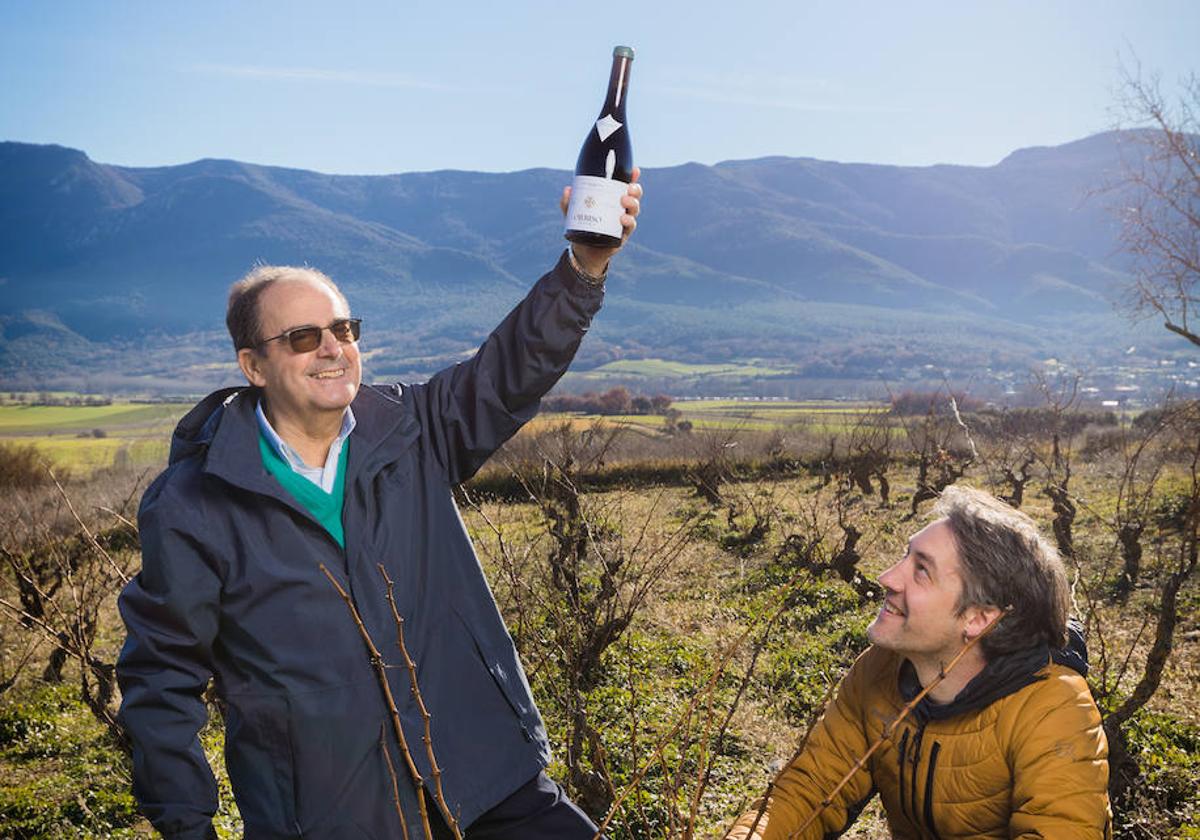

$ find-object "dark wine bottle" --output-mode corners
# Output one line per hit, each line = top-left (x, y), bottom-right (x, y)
(564, 45), (635, 248)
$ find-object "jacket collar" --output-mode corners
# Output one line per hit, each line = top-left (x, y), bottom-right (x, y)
(899, 620), (1090, 723)
(171, 384), (420, 495)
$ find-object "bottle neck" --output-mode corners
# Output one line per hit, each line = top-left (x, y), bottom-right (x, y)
(600, 54), (632, 120)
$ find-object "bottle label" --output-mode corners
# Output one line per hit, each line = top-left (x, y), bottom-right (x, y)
(565, 175), (627, 239)
(595, 114), (623, 141)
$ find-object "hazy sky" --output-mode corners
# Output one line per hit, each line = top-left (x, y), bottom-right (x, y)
(2, 1), (1196, 174)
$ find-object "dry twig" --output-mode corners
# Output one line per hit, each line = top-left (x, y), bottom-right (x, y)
(318, 564), (432, 840)
(380, 730), (412, 840)
(592, 564), (841, 840)
(47, 466), (130, 585)
(734, 675), (837, 840)
(379, 564), (462, 839)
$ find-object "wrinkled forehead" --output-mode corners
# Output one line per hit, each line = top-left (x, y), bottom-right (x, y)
(258, 278), (350, 334)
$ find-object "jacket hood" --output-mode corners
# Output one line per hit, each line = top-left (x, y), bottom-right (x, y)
(167, 384), (418, 489)
(901, 619), (1090, 722)
(168, 386), (250, 465)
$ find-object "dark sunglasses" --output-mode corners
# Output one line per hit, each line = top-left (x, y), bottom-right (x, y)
(257, 318), (362, 353)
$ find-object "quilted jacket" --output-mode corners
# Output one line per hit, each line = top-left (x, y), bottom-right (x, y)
(727, 628), (1111, 839)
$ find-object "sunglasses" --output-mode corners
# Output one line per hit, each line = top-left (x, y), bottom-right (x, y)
(257, 318), (362, 353)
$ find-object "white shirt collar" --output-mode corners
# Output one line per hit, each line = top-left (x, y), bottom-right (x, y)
(255, 399), (356, 492)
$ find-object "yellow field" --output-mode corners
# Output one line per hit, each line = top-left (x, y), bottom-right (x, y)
(8, 435), (171, 476)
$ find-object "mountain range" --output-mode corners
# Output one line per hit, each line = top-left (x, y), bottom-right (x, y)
(0, 133), (1182, 395)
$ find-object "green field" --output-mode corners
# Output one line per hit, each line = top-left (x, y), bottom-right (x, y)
(0, 402), (189, 475)
(0, 403), (186, 434)
(576, 358), (794, 379)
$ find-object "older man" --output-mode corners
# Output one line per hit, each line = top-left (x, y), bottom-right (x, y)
(117, 174), (641, 839)
(726, 485), (1112, 839)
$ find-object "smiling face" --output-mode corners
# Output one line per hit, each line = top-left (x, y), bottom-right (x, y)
(236, 278), (361, 432)
(867, 519), (979, 670)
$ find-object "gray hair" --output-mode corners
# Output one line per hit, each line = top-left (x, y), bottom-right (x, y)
(934, 485), (1070, 657)
(225, 265), (348, 352)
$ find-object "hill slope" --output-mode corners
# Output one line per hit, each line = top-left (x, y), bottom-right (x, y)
(0, 133), (1181, 394)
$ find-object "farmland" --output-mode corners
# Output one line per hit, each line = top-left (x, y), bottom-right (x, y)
(0, 397), (886, 477)
(0, 400), (189, 478)
(574, 358), (795, 381)
(1, 393), (1197, 838)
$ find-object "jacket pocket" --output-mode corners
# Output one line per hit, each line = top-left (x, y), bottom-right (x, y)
(451, 606), (531, 721)
(223, 692), (298, 835)
(284, 679), (394, 834)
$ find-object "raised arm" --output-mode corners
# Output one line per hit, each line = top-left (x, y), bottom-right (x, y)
(414, 173), (642, 484)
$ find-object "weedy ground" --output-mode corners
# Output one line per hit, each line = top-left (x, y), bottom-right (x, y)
(1, 412), (1197, 838)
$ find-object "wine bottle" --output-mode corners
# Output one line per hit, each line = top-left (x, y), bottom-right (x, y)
(564, 45), (635, 248)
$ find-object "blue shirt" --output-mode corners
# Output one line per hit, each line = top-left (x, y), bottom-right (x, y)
(255, 399), (356, 492)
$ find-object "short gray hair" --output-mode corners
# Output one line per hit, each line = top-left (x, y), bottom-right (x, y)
(225, 265), (348, 352)
(934, 485), (1070, 658)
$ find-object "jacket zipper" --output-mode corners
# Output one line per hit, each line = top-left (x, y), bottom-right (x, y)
(896, 727), (911, 823)
(923, 740), (942, 839)
(909, 723), (925, 829)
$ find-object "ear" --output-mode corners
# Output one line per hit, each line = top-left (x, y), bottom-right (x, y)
(961, 604), (1003, 643)
(238, 348), (268, 387)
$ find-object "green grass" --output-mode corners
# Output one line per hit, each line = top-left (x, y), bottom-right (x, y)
(0, 683), (145, 838)
(675, 400), (885, 428)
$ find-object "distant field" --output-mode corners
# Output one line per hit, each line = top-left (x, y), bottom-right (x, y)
(532, 399), (887, 435)
(0, 403), (187, 435)
(10, 435), (172, 475)
(0, 398), (890, 475)
(0, 402), (188, 475)
(576, 358), (794, 379)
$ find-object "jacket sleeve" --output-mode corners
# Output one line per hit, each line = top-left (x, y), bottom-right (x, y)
(726, 652), (877, 840)
(1007, 670), (1112, 839)
(117, 485), (223, 840)
(412, 249), (604, 484)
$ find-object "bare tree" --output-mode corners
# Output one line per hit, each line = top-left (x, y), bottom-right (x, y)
(889, 390), (975, 520)
(1027, 370), (1083, 560)
(1111, 62), (1200, 349)
(0, 470), (143, 748)
(845, 410), (894, 507)
(975, 408), (1040, 508)
(463, 421), (701, 819)
(1089, 401), (1200, 809)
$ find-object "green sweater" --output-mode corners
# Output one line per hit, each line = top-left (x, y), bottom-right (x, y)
(258, 433), (349, 548)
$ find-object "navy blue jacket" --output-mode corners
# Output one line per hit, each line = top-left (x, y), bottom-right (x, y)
(117, 252), (604, 839)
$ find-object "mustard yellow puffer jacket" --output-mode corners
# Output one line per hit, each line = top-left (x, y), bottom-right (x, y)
(727, 640), (1111, 839)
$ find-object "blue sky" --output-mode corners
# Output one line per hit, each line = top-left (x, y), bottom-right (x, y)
(1, 1), (1196, 174)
